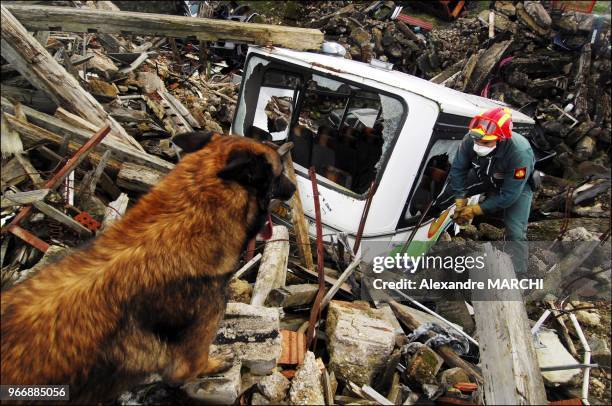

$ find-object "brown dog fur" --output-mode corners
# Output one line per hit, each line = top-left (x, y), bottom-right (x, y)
(1, 133), (294, 403)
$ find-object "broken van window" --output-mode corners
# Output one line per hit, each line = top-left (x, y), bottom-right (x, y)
(291, 74), (404, 195)
(236, 63), (301, 141)
(253, 86), (295, 141)
(237, 56), (405, 197)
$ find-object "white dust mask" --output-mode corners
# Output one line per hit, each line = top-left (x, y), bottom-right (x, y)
(473, 143), (496, 157)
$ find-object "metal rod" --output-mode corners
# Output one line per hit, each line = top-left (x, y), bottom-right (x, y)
(6, 224), (49, 253)
(569, 312), (591, 405)
(353, 181), (378, 255)
(2, 125), (111, 251)
(320, 253), (362, 309)
(400, 199), (434, 255)
(244, 238), (256, 261)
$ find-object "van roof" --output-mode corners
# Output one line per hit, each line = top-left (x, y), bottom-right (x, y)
(250, 46), (535, 125)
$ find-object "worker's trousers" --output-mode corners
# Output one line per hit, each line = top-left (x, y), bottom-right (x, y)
(503, 186), (533, 242)
(502, 186), (533, 274)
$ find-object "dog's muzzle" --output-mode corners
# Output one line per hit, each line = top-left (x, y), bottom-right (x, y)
(273, 174), (296, 202)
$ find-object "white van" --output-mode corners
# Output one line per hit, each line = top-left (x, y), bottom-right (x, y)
(231, 46), (535, 261)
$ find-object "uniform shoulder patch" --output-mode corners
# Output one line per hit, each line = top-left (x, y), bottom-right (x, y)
(514, 167), (527, 179)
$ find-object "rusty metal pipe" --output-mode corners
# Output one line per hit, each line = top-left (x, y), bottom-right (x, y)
(6, 225), (50, 253)
(353, 181), (378, 255)
(400, 199), (434, 255)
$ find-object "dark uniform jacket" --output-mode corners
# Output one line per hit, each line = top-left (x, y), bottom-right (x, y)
(449, 132), (535, 214)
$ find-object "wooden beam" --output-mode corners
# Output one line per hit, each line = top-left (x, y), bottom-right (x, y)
(5, 5), (324, 51)
(321, 368), (336, 406)
(1, 157), (28, 189)
(117, 51), (154, 74)
(4, 112), (121, 174)
(117, 162), (164, 193)
(32, 201), (92, 237)
(78, 149), (111, 205)
(156, 90), (194, 136)
(290, 262), (353, 295)
(233, 253), (263, 280)
(361, 385), (393, 406)
(14, 153), (44, 188)
(283, 152), (314, 271)
(2, 125), (111, 242)
(0, 5), (143, 152)
(54, 107), (100, 133)
(470, 244), (547, 404)
(266, 284), (319, 308)
(320, 254), (361, 309)
(162, 91), (200, 129)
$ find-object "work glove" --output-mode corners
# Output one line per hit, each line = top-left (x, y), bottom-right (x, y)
(455, 198), (467, 210)
(453, 204), (483, 225)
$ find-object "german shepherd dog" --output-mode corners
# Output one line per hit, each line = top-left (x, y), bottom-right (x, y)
(1, 132), (295, 403)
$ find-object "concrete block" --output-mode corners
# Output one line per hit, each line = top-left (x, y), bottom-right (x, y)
(289, 351), (325, 405)
(326, 300), (395, 386)
(535, 329), (580, 384)
(227, 278), (252, 304)
(214, 302), (282, 375)
(258, 370), (290, 402)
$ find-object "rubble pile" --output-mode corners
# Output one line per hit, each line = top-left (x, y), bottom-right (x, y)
(298, 0), (610, 239)
(1, 1), (611, 405)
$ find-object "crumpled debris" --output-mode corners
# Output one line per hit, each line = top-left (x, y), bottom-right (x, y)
(406, 322), (470, 355)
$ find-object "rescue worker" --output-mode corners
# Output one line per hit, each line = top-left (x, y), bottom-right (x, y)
(449, 107), (535, 246)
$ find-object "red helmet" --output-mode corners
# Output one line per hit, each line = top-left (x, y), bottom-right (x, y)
(468, 107), (513, 141)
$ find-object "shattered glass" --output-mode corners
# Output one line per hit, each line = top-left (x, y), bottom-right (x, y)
(377, 95), (404, 170)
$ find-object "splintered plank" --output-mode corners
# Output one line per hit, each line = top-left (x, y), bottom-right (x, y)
(1, 189), (50, 208)
(31, 201), (92, 237)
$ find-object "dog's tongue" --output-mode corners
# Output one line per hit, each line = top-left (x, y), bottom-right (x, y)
(260, 214), (273, 240)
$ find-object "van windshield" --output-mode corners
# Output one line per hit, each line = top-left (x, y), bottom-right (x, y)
(234, 55), (405, 197)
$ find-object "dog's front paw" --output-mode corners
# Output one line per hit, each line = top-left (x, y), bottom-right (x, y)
(199, 348), (235, 376)
(165, 357), (193, 384)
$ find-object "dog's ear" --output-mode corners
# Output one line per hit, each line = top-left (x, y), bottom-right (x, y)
(218, 149), (272, 188)
(173, 131), (214, 153)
